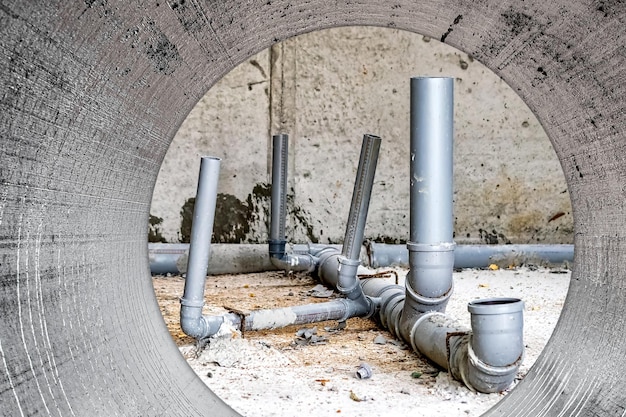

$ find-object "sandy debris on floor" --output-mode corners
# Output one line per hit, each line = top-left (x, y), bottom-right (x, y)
(153, 266), (570, 417)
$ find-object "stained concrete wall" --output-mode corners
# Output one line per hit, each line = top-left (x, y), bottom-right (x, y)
(150, 26), (573, 245)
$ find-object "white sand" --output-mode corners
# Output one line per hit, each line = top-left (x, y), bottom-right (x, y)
(183, 267), (570, 417)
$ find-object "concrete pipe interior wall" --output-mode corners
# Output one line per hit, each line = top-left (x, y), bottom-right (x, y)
(1, 1), (625, 416)
(151, 27), (574, 246)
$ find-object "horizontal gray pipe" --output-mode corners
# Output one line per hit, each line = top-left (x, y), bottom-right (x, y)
(367, 242), (574, 269)
(149, 243), (278, 275)
(149, 242), (573, 275)
(202, 297), (375, 335)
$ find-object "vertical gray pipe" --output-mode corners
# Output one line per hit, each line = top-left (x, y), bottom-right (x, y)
(410, 77), (454, 244)
(403, 77), (455, 320)
(268, 134), (317, 272)
(180, 156), (221, 339)
(342, 134), (382, 261)
(270, 134), (288, 244)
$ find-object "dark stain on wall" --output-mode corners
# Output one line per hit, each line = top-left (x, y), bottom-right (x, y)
(179, 183), (319, 244)
(478, 228), (511, 245)
(179, 194), (251, 243)
(148, 214), (168, 242)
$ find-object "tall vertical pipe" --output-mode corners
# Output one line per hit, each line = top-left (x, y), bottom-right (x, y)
(410, 77), (454, 244)
(180, 156), (221, 339)
(403, 77), (456, 321)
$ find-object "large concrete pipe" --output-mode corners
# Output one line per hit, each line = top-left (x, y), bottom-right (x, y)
(0, 1), (624, 416)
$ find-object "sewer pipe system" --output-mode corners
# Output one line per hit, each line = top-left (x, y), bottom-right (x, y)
(179, 77), (524, 393)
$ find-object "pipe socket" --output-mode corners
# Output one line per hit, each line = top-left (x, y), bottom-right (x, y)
(465, 298), (525, 392)
(403, 242), (455, 316)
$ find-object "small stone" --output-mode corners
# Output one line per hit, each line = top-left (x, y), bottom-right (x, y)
(373, 335), (387, 345)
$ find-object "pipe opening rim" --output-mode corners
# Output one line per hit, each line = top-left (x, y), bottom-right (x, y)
(199, 156), (222, 161)
(468, 297), (524, 315)
(410, 76), (455, 81)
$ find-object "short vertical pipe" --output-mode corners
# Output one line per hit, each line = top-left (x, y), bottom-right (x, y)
(341, 134), (382, 261)
(180, 156), (221, 322)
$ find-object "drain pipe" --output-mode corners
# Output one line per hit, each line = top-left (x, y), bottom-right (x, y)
(315, 134), (382, 319)
(149, 242), (573, 275)
(400, 76), (456, 327)
(180, 135), (383, 340)
(179, 156), (224, 340)
(365, 242), (574, 269)
(361, 77), (524, 393)
(268, 133), (317, 272)
(178, 156), (363, 338)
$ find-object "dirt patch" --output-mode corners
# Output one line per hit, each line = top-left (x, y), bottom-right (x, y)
(153, 267), (569, 416)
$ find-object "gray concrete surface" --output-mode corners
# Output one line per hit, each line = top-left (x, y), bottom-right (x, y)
(151, 27), (573, 245)
(3, 1), (625, 417)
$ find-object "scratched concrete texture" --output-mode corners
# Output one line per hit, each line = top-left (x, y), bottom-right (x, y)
(3, 1), (626, 416)
(151, 26), (573, 245)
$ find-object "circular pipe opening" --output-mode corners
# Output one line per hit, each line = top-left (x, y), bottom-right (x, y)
(468, 298), (524, 315)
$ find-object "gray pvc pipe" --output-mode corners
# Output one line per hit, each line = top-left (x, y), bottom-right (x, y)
(315, 135), (382, 318)
(410, 77), (454, 244)
(366, 242), (575, 269)
(209, 298), (370, 333)
(403, 77), (455, 320)
(180, 156), (221, 339)
(267, 133), (317, 272)
(360, 277), (525, 393)
(342, 134), (381, 261)
(270, 133), (289, 243)
(149, 242), (574, 275)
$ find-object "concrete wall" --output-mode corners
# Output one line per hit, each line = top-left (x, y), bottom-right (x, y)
(150, 26), (573, 245)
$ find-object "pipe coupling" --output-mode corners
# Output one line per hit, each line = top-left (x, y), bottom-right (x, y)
(268, 239), (287, 259)
(360, 278), (405, 335)
(337, 257), (362, 298)
(406, 241), (455, 292)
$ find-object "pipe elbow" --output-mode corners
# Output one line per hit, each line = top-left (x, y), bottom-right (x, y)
(466, 342), (523, 393)
(180, 305), (225, 340)
(269, 252), (316, 272)
(179, 305), (208, 339)
(450, 298), (525, 393)
(449, 336), (523, 394)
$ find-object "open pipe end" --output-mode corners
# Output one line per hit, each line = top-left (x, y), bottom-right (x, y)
(463, 297), (525, 393)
